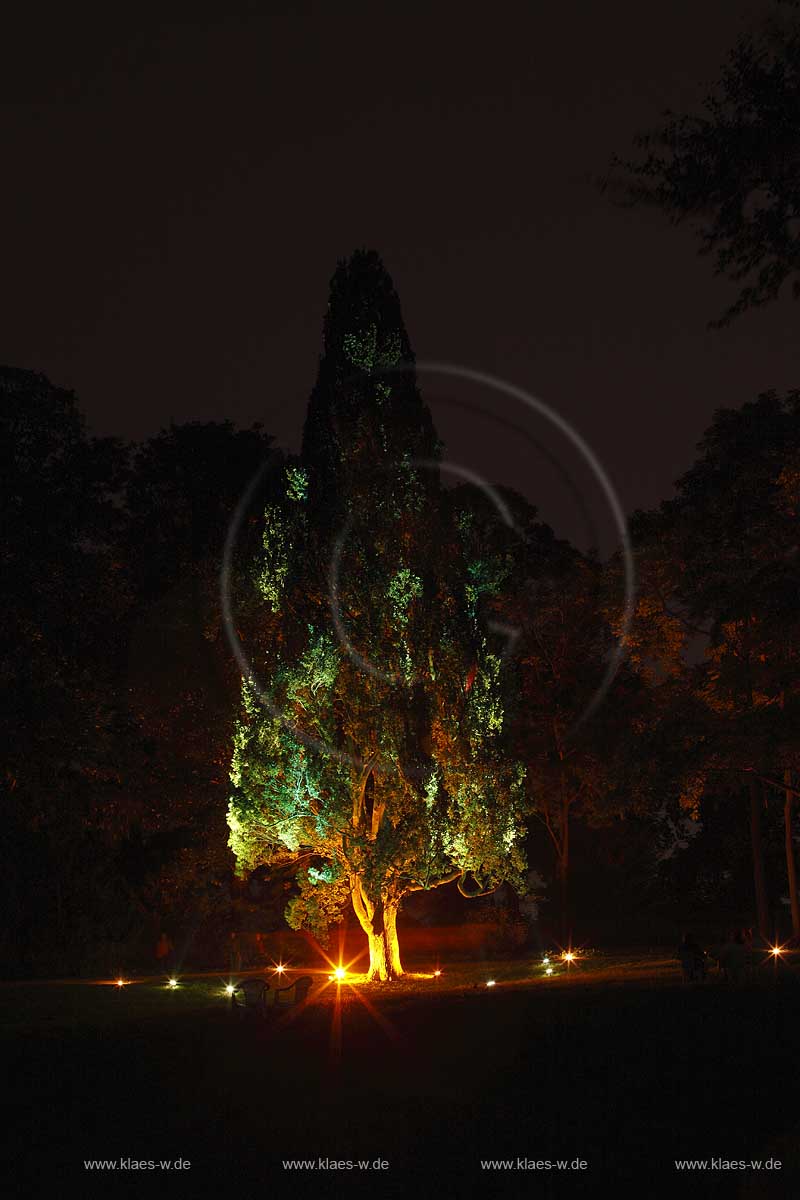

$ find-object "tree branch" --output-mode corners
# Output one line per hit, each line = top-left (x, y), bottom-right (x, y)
(706, 765), (800, 801)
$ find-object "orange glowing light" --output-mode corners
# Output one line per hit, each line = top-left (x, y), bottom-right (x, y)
(770, 945), (784, 957)
(563, 951), (576, 963)
(320, 949), (361, 987)
(116, 978), (126, 988)
(434, 969), (442, 977)
(274, 962), (286, 975)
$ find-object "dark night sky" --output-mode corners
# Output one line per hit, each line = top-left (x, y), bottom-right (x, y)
(2, 0), (796, 549)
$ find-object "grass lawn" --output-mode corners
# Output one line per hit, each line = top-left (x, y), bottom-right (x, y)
(5, 953), (799, 1193)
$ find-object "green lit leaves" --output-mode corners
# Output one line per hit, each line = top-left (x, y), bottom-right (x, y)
(432, 765), (527, 894)
(256, 504), (289, 612)
(342, 324), (403, 374)
(308, 862), (341, 885)
(285, 629), (339, 706)
(285, 464), (308, 502)
(387, 566), (423, 627)
(286, 866), (350, 942)
(227, 251), (531, 947)
(343, 325), (378, 372)
(466, 649), (505, 748)
(466, 557), (511, 616)
(375, 329), (401, 369)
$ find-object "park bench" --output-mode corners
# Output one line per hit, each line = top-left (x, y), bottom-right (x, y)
(231, 977), (271, 1017)
(273, 975), (313, 1007)
(231, 975), (313, 1018)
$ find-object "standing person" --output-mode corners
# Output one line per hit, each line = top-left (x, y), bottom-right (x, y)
(229, 932), (242, 973)
(719, 929), (748, 983)
(677, 933), (706, 983)
(155, 931), (174, 973)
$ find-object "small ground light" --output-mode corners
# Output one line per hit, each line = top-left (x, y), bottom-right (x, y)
(542, 956), (550, 966)
(486, 979), (496, 987)
(168, 978), (178, 989)
(545, 967), (554, 976)
(434, 969), (442, 977)
(116, 978), (126, 988)
(225, 984), (235, 996)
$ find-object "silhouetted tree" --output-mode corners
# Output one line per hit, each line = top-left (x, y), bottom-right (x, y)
(605, 3), (800, 325)
(632, 391), (800, 938)
(501, 512), (652, 941)
(0, 367), (128, 972)
(120, 421), (281, 937)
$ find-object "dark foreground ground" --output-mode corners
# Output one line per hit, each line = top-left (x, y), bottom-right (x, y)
(5, 957), (799, 1196)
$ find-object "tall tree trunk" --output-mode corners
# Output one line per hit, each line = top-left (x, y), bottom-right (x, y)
(383, 902), (403, 977)
(558, 854), (569, 946)
(749, 778), (770, 940)
(559, 793), (570, 945)
(351, 877), (403, 981)
(743, 631), (770, 940)
(784, 768), (800, 941)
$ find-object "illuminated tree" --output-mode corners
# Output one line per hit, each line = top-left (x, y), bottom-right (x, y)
(227, 251), (526, 979)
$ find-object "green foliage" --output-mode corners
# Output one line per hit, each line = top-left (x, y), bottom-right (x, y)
(466, 649), (505, 745)
(342, 326), (378, 371)
(387, 567), (423, 626)
(286, 867), (350, 943)
(285, 464), (308, 502)
(256, 505), (290, 612)
(286, 630), (340, 705)
(228, 252), (528, 939)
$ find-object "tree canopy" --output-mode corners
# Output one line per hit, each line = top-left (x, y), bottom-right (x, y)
(226, 251), (527, 979)
(605, 4), (800, 325)
(631, 391), (800, 936)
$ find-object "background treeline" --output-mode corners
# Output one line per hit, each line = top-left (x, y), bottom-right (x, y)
(1, 366), (282, 975)
(2, 365), (799, 976)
